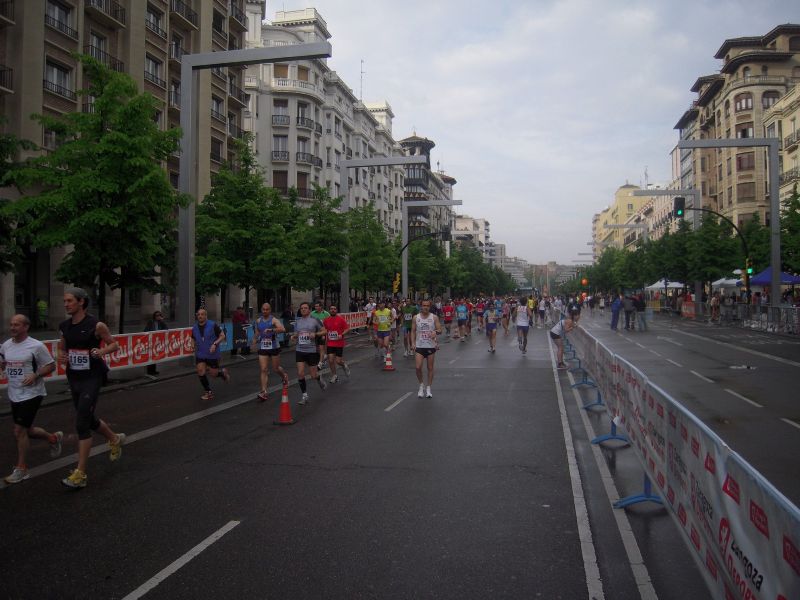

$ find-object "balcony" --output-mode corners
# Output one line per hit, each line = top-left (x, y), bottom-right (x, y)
(296, 116), (314, 130)
(228, 122), (244, 139)
(272, 114), (290, 126)
(271, 78), (324, 101)
(780, 167), (800, 186)
(0, 0), (14, 26)
(210, 108), (225, 122)
(85, 0), (126, 27)
(272, 150), (289, 162)
(144, 70), (166, 89)
(784, 131), (799, 151)
(296, 187), (312, 199)
(0, 65), (12, 93)
(228, 37), (240, 51)
(169, 43), (185, 64)
(315, 122), (323, 135)
(168, 90), (181, 109)
(43, 79), (76, 101)
(212, 19), (226, 39)
(229, 2), (247, 31)
(211, 66), (227, 80)
(228, 82), (247, 107)
(44, 14), (78, 39)
(82, 101), (95, 113)
(210, 150), (223, 164)
(312, 156), (323, 168)
(170, 0), (198, 30)
(144, 18), (167, 39)
(296, 152), (314, 164)
(84, 45), (124, 72)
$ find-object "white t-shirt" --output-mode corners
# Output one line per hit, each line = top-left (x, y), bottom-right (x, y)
(364, 302), (376, 314)
(414, 314), (437, 348)
(515, 307), (530, 327)
(1, 337), (54, 402)
(390, 308), (398, 329)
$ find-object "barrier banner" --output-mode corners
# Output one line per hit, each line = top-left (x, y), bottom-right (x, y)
(341, 311), (368, 330)
(575, 336), (800, 599)
(682, 301), (697, 319)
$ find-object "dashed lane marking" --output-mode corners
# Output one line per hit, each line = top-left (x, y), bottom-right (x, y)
(724, 388), (763, 408)
(780, 418), (800, 431)
(635, 343), (646, 349)
(384, 392), (412, 412)
(666, 359), (683, 368)
(121, 520), (241, 600)
(670, 329), (800, 368)
(690, 370), (714, 384)
(649, 350), (663, 357)
(448, 358), (458, 364)
(657, 336), (683, 347)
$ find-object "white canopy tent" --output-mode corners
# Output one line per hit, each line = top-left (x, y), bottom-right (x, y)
(711, 277), (741, 289)
(645, 279), (684, 291)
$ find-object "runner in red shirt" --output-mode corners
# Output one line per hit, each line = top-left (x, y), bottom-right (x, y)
(323, 304), (351, 384)
(441, 300), (455, 338)
(475, 299), (486, 332)
(466, 300), (474, 336)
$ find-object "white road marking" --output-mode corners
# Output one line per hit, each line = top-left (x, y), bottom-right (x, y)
(657, 336), (683, 347)
(384, 392), (412, 412)
(649, 350), (663, 357)
(547, 339), (605, 599)
(623, 336), (633, 343)
(724, 388), (763, 408)
(666, 359), (683, 368)
(121, 520), (240, 600)
(671, 329), (800, 367)
(780, 418), (800, 431)
(448, 358), (458, 364)
(635, 343), (646, 349)
(690, 370), (714, 384)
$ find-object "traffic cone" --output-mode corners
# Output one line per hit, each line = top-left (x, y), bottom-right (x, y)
(383, 351), (396, 372)
(273, 384), (294, 426)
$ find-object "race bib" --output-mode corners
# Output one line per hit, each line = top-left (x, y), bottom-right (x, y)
(68, 349), (91, 371)
(378, 315), (388, 323)
(404, 313), (412, 321)
(260, 338), (273, 350)
(5, 361), (25, 382)
(327, 331), (339, 341)
(420, 330), (433, 340)
(298, 332), (313, 345)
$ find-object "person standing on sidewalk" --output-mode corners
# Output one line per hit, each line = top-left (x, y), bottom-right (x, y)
(323, 304), (351, 384)
(610, 294), (622, 331)
(190, 308), (229, 401)
(144, 311), (168, 376)
(635, 293), (648, 331)
(623, 294), (635, 331)
(1, 314), (60, 484)
(58, 288), (126, 489)
(252, 303), (288, 402)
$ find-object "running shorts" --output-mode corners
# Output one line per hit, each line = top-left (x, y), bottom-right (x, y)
(516, 325), (529, 333)
(415, 348), (437, 358)
(549, 331), (561, 340)
(258, 348), (281, 357)
(295, 351), (320, 365)
(457, 319), (467, 326)
(377, 331), (390, 338)
(196, 358), (221, 369)
(327, 347), (344, 357)
(10, 396), (44, 429)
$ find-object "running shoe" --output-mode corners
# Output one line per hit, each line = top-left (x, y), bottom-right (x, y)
(343, 362), (351, 377)
(50, 431), (64, 458)
(426, 387), (433, 398)
(329, 375), (339, 384)
(557, 363), (568, 370)
(201, 391), (214, 401)
(418, 385), (425, 398)
(221, 368), (231, 382)
(318, 377), (327, 390)
(257, 391), (269, 402)
(4, 467), (29, 485)
(61, 469), (87, 489)
(487, 348), (492, 353)
(299, 392), (309, 405)
(109, 433), (126, 462)
(522, 348), (527, 354)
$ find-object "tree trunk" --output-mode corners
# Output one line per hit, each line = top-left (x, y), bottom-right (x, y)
(118, 282), (126, 334)
(97, 273), (106, 324)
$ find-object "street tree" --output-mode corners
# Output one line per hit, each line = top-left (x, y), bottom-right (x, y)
(9, 56), (187, 328)
(781, 184), (800, 273)
(0, 121), (37, 273)
(346, 203), (394, 300)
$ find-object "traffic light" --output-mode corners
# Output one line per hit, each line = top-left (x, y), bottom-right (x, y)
(673, 196), (686, 218)
(746, 258), (753, 275)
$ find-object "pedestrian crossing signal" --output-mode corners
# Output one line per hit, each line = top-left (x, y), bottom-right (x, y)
(673, 196), (685, 218)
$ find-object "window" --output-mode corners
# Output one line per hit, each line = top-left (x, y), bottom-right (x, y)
(736, 152), (755, 171)
(742, 66), (751, 79)
(47, 0), (71, 25)
(297, 137), (309, 153)
(734, 93), (753, 112)
(210, 138), (223, 163)
(736, 122), (754, 139)
(790, 36), (800, 51)
(145, 5), (165, 37)
(144, 55), (164, 87)
(724, 100), (730, 117)
(737, 182), (756, 203)
(762, 91), (780, 109)
(89, 32), (106, 53)
(766, 123), (776, 139)
(212, 10), (225, 34)
(273, 99), (288, 115)
(297, 102), (309, 118)
(153, 110), (162, 127)
(211, 95), (224, 120)
(273, 64), (288, 79)
(45, 61), (70, 90)
(627, 203), (633, 211)
(727, 186), (733, 207)
(726, 157), (732, 175)
(297, 66), (309, 82)
(272, 135), (287, 151)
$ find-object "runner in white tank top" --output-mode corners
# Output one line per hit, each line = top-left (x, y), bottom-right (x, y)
(514, 298), (532, 354)
(411, 299), (442, 398)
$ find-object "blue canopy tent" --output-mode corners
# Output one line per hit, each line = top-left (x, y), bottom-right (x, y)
(747, 266), (800, 286)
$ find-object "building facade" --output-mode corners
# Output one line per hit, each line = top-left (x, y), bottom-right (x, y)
(453, 214), (490, 256)
(764, 83), (800, 204)
(591, 184), (646, 252)
(0, 0), (248, 328)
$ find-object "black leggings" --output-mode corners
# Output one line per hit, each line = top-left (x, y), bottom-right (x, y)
(68, 376), (103, 440)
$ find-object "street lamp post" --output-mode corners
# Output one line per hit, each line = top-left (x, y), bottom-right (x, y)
(402, 199), (462, 298)
(176, 42), (332, 326)
(677, 138), (781, 307)
(338, 155), (427, 303)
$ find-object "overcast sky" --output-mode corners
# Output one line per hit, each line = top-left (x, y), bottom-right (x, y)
(268, 0), (796, 264)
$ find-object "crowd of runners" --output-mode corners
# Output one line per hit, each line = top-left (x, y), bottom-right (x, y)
(1, 290), (581, 489)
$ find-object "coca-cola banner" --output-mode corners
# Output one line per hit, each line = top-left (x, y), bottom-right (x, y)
(565, 329), (800, 599)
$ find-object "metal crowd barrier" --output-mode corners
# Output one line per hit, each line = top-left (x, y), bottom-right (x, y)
(562, 320), (800, 600)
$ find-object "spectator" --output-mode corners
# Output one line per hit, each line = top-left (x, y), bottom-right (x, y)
(623, 294), (635, 331)
(230, 306), (250, 356)
(144, 310), (168, 376)
(36, 297), (49, 329)
(635, 293), (648, 331)
(610, 294), (622, 331)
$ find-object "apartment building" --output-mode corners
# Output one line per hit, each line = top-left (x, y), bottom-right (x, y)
(672, 24), (800, 229)
(591, 184), (646, 251)
(0, 0), (247, 327)
(242, 5), (407, 237)
(764, 83), (800, 203)
(453, 214), (491, 256)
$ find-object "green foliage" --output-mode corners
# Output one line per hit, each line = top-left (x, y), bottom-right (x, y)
(781, 184), (800, 273)
(346, 203), (395, 295)
(0, 121), (38, 273)
(8, 56), (187, 321)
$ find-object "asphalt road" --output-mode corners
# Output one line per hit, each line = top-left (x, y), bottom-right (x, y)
(1, 325), (710, 599)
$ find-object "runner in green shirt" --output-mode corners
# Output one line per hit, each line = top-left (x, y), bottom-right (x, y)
(311, 301), (331, 369)
(401, 299), (418, 357)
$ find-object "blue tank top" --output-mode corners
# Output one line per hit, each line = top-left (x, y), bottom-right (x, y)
(255, 317), (277, 350)
(193, 320), (221, 359)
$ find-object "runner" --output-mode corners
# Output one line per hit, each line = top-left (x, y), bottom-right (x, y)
(475, 297), (486, 332)
(455, 298), (469, 342)
(57, 288), (126, 489)
(514, 297), (532, 354)
(465, 298), (474, 336)
(484, 300), (499, 352)
(550, 314), (576, 369)
(323, 304), (351, 383)
(191, 308), (229, 401)
(389, 299), (400, 350)
(411, 299), (442, 398)
(251, 303), (288, 402)
(538, 296), (547, 327)
(310, 301), (331, 370)
(401, 299), (418, 356)
(291, 302), (327, 405)
(373, 298), (393, 361)
(363, 296), (376, 349)
(441, 300), (455, 339)
(1, 314), (60, 484)
(501, 297), (511, 335)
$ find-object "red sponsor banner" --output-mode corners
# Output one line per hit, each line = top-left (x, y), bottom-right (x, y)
(784, 535), (800, 577)
(106, 335), (130, 369)
(749, 501), (770, 539)
(167, 329), (183, 358)
(43, 341), (60, 378)
(723, 475), (740, 504)
(151, 332), (167, 362)
(130, 334), (151, 365)
(181, 328), (194, 356)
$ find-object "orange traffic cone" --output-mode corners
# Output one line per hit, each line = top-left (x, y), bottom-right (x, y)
(383, 351), (396, 372)
(273, 384), (294, 426)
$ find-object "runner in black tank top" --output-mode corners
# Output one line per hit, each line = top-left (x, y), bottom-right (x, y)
(58, 288), (126, 489)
